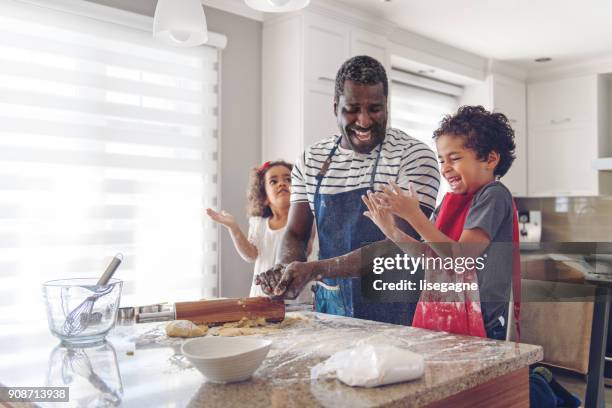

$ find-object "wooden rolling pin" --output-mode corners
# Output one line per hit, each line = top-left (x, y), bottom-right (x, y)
(137, 297), (285, 325)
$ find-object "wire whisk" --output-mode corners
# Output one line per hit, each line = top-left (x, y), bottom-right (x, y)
(62, 254), (123, 336)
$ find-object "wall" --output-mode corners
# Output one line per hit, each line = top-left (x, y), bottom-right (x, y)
(517, 197), (612, 242)
(86, 0), (262, 297)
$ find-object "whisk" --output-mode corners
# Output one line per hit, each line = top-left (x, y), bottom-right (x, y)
(62, 254), (123, 336)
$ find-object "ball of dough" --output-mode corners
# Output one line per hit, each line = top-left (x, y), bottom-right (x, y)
(166, 320), (208, 338)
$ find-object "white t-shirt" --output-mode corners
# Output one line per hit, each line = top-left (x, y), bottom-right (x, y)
(247, 216), (314, 302)
(247, 216), (285, 297)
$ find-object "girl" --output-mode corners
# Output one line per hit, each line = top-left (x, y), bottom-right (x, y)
(363, 105), (520, 340)
(207, 160), (313, 299)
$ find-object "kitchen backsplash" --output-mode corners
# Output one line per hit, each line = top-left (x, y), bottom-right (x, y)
(516, 196), (612, 242)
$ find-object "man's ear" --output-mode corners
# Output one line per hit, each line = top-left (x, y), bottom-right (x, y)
(333, 102), (338, 116)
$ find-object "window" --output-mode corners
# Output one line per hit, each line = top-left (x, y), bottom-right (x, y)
(390, 69), (462, 202)
(0, 0), (223, 321)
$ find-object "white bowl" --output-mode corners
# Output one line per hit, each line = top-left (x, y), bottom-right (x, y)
(181, 336), (272, 383)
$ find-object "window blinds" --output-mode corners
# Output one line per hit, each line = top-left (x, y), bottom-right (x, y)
(390, 69), (461, 202)
(0, 0), (221, 320)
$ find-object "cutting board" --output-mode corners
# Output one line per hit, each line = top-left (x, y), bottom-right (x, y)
(174, 297), (285, 325)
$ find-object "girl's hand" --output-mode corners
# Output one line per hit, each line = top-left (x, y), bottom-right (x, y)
(362, 190), (402, 242)
(380, 181), (422, 221)
(206, 208), (237, 229)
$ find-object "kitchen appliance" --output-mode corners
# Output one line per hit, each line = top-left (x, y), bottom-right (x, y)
(518, 210), (542, 243)
(136, 297), (285, 325)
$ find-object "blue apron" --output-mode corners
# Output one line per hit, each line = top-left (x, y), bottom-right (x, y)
(313, 137), (415, 325)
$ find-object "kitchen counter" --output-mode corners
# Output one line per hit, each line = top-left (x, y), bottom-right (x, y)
(0, 311), (542, 407)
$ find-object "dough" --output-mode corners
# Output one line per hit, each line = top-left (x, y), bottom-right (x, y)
(217, 326), (279, 337)
(211, 315), (308, 336)
(165, 320), (208, 338)
(222, 316), (267, 328)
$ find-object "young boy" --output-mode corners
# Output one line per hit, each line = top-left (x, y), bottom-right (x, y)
(363, 105), (519, 340)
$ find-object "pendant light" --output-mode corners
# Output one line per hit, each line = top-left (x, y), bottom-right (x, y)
(153, 0), (208, 47)
(244, 0), (310, 12)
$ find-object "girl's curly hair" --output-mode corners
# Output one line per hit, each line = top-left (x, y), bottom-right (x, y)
(433, 105), (516, 177)
(247, 160), (293, 218)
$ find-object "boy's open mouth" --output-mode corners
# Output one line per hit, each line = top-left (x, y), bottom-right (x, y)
(447, 176), (462, 188)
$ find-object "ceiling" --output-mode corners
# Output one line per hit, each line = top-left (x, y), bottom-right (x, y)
(336, 0), (612, 69)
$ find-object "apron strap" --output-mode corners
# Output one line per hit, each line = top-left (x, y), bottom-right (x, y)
(314, 136), (342, 202)
(314, 135), (386, 203)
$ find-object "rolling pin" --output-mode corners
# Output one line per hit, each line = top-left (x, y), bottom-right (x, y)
(136, 297), (285, 325)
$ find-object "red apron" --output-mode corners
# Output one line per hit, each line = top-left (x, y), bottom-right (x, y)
(411, 190), (521, 339)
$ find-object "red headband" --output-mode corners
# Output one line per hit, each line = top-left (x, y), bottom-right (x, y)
(258, 161), (271, 172)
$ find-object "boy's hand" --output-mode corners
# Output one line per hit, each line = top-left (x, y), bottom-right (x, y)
(380, 181), (422, 221)
(206, 208), (237, 229)
(362, 190), (402, 242)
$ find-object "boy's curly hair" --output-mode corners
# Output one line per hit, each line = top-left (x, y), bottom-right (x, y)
(247, 160), (293, 218)
(433, 105), (516, 177)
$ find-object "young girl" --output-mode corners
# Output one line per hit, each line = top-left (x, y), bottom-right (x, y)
(363, 105), (520, 340)
(206, 161), (295, 297)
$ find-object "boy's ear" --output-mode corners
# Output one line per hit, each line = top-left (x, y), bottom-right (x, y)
(487, 151), (501, 170)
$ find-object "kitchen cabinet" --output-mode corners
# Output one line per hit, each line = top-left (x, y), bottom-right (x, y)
(262, 12), (389, 163)
(490, 75), (527, 196)
(527, 74), (612, 196)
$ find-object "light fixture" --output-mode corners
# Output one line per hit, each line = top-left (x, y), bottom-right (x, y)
(244, 0), (310, 12)
(153, 0), (208, 47)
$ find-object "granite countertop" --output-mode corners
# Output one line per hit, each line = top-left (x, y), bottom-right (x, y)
(0, 310), (542, 408)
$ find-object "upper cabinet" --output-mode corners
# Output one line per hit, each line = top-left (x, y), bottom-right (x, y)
(527, 74), (612, 196)
(262, 12), (389, 163)
(304, 17), (350, 84)
(490, 75), (527, 196)
(528, 76), (598, 127)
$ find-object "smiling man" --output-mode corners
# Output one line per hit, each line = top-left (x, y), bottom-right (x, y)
(257, 56), (440, 325)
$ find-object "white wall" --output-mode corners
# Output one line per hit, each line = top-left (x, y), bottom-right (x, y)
(85, 0), (263, 298)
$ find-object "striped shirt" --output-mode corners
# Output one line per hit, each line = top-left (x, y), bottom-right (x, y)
(291, 128), (440, 212)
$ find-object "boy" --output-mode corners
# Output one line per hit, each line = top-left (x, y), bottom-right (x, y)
(363, 105), (519, 339)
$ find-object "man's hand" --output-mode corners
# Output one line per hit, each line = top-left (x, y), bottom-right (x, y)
(274, 261), (316, 300)
(255, 263), (286, 296)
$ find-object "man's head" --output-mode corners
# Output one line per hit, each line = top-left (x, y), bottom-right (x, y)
(334, 56), (389, 154)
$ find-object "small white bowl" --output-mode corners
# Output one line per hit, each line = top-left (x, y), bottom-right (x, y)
(181, 336), (272, 383)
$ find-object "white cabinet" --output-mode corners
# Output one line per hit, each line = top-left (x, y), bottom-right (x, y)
(349, 27), (388, 65)
(490, 75), (527, 196)
(304, 83), (337, 149)
(528, 75), (598, 127)
(528, 124), (599, 196)
(527, 74), (611, 196)
(304, 16), (349, 84)
(262, 12), (389, 163)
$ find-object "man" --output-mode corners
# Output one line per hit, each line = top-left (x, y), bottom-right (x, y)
(257, 55), (440, 325)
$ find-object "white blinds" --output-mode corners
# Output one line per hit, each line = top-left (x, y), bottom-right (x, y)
(0, 0), (220, 319)
(390, 70), (461, 202)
